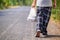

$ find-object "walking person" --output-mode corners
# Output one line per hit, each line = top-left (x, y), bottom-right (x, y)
(32, 0), (56, 37)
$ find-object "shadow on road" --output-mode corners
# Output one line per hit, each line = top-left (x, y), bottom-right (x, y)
(0, 11), (9, 16)
(0, 13), (4, 16)
(39, 35), (60, 38)
(42, 35), (60, 38)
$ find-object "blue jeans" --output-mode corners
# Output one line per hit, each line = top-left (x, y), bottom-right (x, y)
(36, 7), (52, 35)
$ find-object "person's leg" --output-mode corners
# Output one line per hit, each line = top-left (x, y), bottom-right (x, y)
(36, 7), (43, 37)
(42, 7), (52, 35)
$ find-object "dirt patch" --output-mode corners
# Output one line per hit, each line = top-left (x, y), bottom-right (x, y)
(51, 18), (60, 28)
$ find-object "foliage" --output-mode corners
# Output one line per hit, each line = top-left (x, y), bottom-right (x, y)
(52, 0), (60, 21)
(0, 0), (33, 9)
(52, 8), (60, 21)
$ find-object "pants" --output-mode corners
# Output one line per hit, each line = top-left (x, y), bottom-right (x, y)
(36, 7), (52, 35)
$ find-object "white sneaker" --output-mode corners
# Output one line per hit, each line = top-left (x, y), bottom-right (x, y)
(40, 33), (48, 38)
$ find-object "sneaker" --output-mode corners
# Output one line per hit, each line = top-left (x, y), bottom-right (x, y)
(40, 34), (48, 38)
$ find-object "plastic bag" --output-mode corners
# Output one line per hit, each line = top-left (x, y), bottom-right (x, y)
(27, 8), (36, 21)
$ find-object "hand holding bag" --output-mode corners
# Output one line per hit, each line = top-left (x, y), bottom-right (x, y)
(27, 7), (36, 22)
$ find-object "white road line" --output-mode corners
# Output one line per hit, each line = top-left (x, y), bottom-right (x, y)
(0, 18), (19, 38)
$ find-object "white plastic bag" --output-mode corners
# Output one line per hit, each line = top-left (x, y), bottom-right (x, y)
(27, 8), (36, 21)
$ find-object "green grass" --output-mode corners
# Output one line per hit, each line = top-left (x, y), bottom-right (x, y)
(52, 0), (60, 21)
(52, 8), (60, 21)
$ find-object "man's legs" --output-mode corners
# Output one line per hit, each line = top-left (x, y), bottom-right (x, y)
(36, 7), (52, 37)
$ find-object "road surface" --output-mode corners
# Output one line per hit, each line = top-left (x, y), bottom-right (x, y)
(0, 6), (60, 40)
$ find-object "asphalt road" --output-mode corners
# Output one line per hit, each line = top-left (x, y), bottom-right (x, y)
(0, 6), (60, 40)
